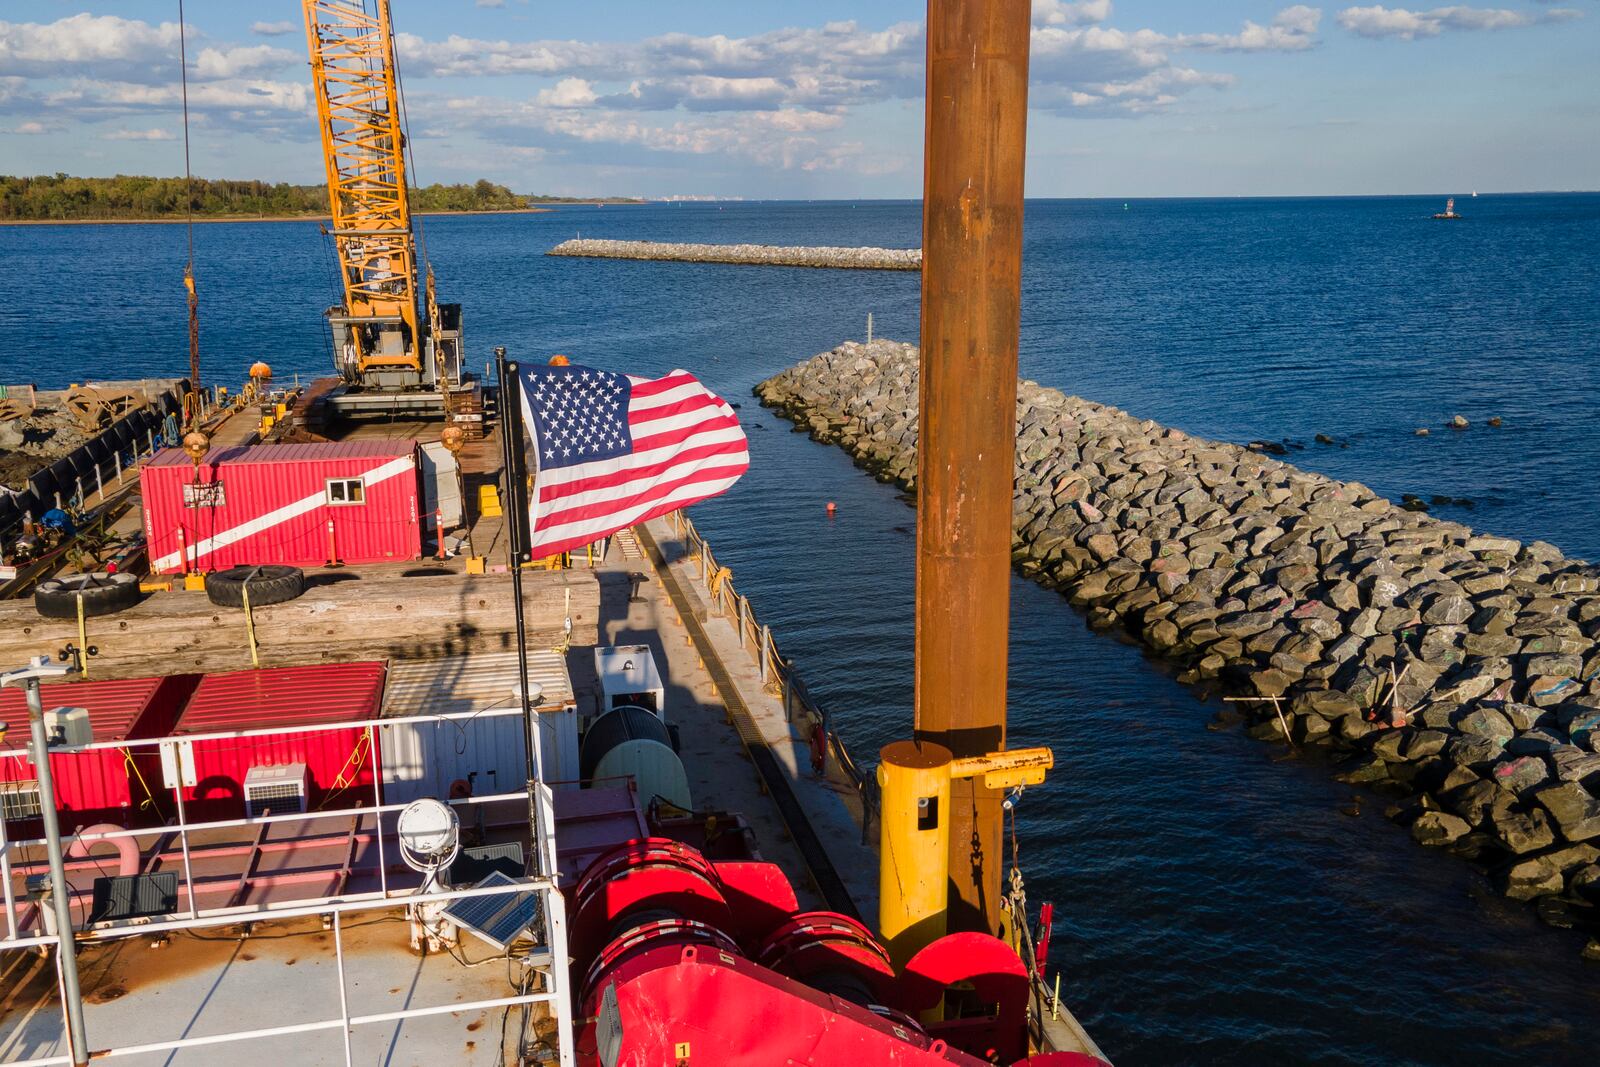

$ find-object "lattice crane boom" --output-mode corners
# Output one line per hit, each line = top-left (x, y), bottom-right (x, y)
(303, 0), (422, 376)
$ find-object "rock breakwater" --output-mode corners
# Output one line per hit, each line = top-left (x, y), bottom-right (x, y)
(758, 340), (1600, 940)
(547, 239), (921, 271)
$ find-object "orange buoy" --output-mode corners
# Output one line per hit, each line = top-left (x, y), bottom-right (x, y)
(549, 354), (571, 366)
(249, 361), (272, 381)
(826, 501), (837, 515)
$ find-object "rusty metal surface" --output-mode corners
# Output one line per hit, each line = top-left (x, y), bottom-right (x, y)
(913, 0), (1031, 938)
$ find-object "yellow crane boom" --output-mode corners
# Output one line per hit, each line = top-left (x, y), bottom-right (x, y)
(303, 0), (423, 378)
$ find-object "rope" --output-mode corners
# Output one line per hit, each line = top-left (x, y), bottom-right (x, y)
(121, 748), (162, 814)
(177, 0), (195, 268)
(76, 592), (88, 678)
(390, 5), (428, 271)
(177, 0), (201, 404)
(314, 730), (374, 810)
(1004, 795), (1036, 966)
(242, 578), (259, 667)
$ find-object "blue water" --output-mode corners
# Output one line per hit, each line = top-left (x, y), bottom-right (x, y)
(4, 195), (1599, 1065)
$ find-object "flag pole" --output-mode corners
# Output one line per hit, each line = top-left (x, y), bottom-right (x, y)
(495, 346), (541, 870)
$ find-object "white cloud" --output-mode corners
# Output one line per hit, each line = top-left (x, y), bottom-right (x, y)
(536, 77), (597, 108)
(1337, 4), (1579, 38)
(0, 8), (1336, 178)
(1177, 5), (1324, 50)
(193, 44), (297, 80)
(1033, 0), (1115, 26)
(31, 77), (315, 138)
(3, 119), (51, 134)
(1275, 5), (1325, 34)
(104, 127), (176, 141)
(0, 13), (181, 79)
(476, 0), (507, 7)
(0, 14), (294, 83)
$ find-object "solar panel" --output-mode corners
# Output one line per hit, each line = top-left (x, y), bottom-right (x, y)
(89, 873), (180, 924)
(442, 871), (544, 952)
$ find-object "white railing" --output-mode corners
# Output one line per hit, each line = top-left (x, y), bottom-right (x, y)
(0, 712), (574, 1067)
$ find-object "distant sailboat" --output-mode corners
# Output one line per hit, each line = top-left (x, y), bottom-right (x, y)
(1432, 197), (1462, 220)
(1471, 190), (1478, 198)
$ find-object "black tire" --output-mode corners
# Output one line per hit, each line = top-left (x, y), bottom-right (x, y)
(204, 565), (306, 608)
(35, 572), (142, 619)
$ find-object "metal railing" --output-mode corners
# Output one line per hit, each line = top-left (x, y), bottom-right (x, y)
(665, 509), (877, 841)
(0, 711), (575, 1066)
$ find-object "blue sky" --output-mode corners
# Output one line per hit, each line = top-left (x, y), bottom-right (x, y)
(1, 1), (1594, 198)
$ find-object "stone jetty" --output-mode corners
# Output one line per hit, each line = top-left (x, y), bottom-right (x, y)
(758, 339), (1600, 936)
(547, 239), (921, 271)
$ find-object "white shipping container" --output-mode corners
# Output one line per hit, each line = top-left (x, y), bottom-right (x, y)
(378, 652), (580, 803)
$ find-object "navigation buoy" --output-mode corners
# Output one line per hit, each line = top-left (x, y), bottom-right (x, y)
(549, 354), (571, 366)
(826, 501), (837, 516)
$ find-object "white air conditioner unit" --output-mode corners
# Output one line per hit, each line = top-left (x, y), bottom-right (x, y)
(243, 763), (310, 819)
(45, 706), (93, 748)
(0, 781), (43, 824)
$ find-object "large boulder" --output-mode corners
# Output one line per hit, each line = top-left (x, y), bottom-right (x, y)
(1490, 806), (1556, 854)
(1500, 856), (1564, 901)
(1489, 755), (1549, 798)
(1410, 811), (1471, 846)
(1531, 782), (1600, 842)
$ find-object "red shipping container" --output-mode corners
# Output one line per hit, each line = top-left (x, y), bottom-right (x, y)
(140, 440), (421, 574)
(0, 675), (198, 832)
(169, 662), (386, 821)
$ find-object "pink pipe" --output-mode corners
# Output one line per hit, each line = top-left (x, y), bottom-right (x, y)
(68, 824), (140, 877)
(15, 830), (383, 876)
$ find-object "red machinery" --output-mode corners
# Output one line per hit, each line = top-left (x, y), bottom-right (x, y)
(568, 838), (1109, 1067)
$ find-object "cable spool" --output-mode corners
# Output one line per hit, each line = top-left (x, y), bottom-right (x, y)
(569, 837), (732, 977)
(580, 916), (740, 1007)
(580, 705), (691, 811)
(755, 911), (898, 1010)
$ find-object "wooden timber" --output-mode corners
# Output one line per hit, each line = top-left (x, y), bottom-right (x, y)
(0, 569), (597, 681)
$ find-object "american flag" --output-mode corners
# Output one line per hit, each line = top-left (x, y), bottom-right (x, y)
(516, 363), (749, 558)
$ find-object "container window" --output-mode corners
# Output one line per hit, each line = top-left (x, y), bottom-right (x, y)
(1, 781), (43, 823)
(327, 478), (366, 506)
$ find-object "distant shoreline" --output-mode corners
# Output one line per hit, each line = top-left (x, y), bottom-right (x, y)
(0, 205), (611, 227)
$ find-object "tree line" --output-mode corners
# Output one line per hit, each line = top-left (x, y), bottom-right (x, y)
(0, 174), (606, 221)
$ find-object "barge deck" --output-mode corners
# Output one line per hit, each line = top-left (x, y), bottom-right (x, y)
(1, 390), (1104, 1064)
